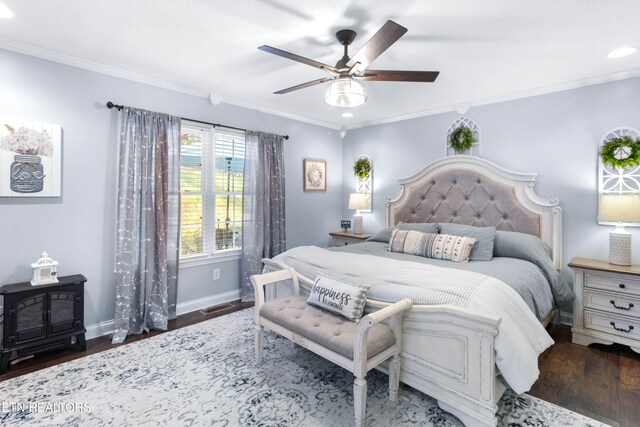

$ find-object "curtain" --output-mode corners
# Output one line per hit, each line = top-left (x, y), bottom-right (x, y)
(241, 131), (286, 301)
(112, 107), (180, 344)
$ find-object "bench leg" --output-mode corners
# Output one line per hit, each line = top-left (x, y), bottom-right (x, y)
(388, 355), (400, 402)
(255, 325), (263, 365)
(354, 377), (367, 427)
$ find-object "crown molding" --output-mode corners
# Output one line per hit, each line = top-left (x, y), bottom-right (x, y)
(1, 37), (638, 133)
(213, 93), (341, 130)
(0, 38), (341, 130)
(343, 67), (640, 131)
(0, 38), (210, 98)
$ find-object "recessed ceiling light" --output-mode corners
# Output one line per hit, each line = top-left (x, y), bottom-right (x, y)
(341, 112), (354, 118)
(607, 46), (637, 59)
(0, 2), (13, 19)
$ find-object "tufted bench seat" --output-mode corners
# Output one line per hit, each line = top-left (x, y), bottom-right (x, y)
(260, 295), (396, 360)
(251, 267), (412, 427)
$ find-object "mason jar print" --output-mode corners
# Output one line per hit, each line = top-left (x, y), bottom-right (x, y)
(10, 154), (45, 193)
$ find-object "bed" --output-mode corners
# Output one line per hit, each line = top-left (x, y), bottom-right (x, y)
(262, 155), (571, 427)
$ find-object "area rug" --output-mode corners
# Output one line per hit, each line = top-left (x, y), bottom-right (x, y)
(0, 308), (608, 426)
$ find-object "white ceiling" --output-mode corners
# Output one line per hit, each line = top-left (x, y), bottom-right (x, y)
(1, 0), (640, 130)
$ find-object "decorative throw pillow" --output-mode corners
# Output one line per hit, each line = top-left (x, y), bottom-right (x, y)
(307, 274), (370, 322)
(367, 222), (439, 243)
(438, 223), (496, 261)
(389, 229), (476, 263)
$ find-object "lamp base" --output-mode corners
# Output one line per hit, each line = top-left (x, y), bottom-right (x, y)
(609, 231), (631, 266)
(353, 215), (363, 234)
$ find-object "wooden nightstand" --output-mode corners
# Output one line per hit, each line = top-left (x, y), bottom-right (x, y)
(329, 231), (371, 247)
(569, 257), (640, 354)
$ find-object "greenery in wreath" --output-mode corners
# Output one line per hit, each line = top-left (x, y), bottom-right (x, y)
(353, 157), (372, 179)
(600, 135), (640, 169)
(449, 125), (476, 153)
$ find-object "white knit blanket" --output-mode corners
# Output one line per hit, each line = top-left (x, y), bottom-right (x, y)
(271, 246), (553, 394)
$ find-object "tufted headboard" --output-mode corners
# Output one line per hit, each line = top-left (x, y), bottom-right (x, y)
(386, 156), (562, 269)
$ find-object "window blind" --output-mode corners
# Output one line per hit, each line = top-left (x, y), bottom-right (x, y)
(179, 122), (245, 256)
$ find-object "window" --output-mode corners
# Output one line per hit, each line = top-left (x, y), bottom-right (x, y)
(179, 121), (245, 259)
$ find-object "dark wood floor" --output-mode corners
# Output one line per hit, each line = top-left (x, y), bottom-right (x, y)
(1, 304), (638, 426)
(0, 300), (252, 381)
(529, 324), (640, 427)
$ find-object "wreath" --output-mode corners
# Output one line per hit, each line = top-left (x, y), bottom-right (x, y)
(600, 135), (640, 169)
(449, 125), (476, 153)
(353, 157), (371, 179)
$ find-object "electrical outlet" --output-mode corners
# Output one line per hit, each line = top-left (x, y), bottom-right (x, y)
(213, 268), (221, 280)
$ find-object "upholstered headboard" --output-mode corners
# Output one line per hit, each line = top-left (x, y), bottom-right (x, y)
(386, 156), (562, 269)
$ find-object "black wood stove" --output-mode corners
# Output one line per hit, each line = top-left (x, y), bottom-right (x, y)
(1, 274), (86, 374)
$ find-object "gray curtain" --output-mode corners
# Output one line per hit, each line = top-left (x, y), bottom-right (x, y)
(112, 107), (180, 344)
(241, 131), (286, 301)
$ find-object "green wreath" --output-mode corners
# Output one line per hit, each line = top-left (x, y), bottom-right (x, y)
(353, 157), (371, 179)
(449, 125), (476, 153)
(600, 135), (640, 169)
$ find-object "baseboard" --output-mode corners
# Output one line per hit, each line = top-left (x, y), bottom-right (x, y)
(86, 319), (116, 340)
(559, 311), (573, 326)
(85, 289), (241, 340)
(175, 290), (241, 317)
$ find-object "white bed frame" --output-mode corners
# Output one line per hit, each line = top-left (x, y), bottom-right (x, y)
(264, 156), (562, 427)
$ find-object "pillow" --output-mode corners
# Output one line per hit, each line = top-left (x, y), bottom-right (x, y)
(367, 222), (439, 243)
(307, 274), (370, 322)
(438, 223), (496, 261)
(493, 230), (552, 258)
(493, 230), (574, 311)
(389, 229), (476, 263)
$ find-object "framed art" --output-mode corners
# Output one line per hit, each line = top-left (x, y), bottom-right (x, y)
(303, 159), (327, 192)
(0, 119), (62, 197)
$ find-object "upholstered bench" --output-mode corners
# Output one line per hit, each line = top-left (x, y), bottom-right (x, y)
(251, 268), (413, 427)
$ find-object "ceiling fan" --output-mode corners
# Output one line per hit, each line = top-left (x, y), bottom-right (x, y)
(258, 20), (439, 108)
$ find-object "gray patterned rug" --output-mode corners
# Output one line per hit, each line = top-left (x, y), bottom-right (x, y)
(0, 308), (608, 426)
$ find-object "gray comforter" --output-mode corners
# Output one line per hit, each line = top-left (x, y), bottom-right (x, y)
(330, 241), (555, 320)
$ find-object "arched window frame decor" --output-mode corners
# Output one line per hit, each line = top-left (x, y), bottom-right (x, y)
(446, 116), (480, 157)
(598, 127), (640, 227)
(354, 154), (372, 213)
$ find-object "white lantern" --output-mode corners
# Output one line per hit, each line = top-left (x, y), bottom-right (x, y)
(31, 251), (59, 286)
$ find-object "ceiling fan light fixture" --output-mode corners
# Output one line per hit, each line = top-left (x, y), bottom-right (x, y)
(324, 77), (367, 108)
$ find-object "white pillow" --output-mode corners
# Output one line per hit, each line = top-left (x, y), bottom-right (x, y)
(389, 229), (476, 263)
(307, 274), (369, 322)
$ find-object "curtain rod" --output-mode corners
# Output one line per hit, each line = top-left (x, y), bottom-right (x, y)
(106, 101), (289, 140)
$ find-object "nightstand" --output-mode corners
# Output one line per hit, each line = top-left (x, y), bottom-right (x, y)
(329, 231), (371, 247)
(569, 257), (640, 354)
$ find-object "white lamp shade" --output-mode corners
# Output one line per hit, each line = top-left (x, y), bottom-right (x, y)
(599, 194), (640, 222)
(324, 77), (367, 108)
(348, 193), (368, 210)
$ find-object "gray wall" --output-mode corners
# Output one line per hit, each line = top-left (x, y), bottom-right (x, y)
(4, 44), (638, 327)
(342, 77), (640, 287)
(0, 48), (343, 327)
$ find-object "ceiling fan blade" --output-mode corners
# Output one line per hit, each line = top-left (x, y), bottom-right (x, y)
(362, 70), (440, 82)
(273, 77), (331, 94)
(346, 20), (407, 73)
(258, 45), (337, 73)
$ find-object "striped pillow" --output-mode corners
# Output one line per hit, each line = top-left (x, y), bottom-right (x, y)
(307, 274), (369, 322)
(389, 229), (476, 263)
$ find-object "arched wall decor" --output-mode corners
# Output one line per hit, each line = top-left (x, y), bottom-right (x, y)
(354, 154), (372, 213)
(598, 127), (640, 227)
(446, 116), (480, 157)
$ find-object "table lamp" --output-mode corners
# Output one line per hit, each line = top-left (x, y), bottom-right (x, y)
(348, 193), (368, 234)
(599, 193), (640, 265)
